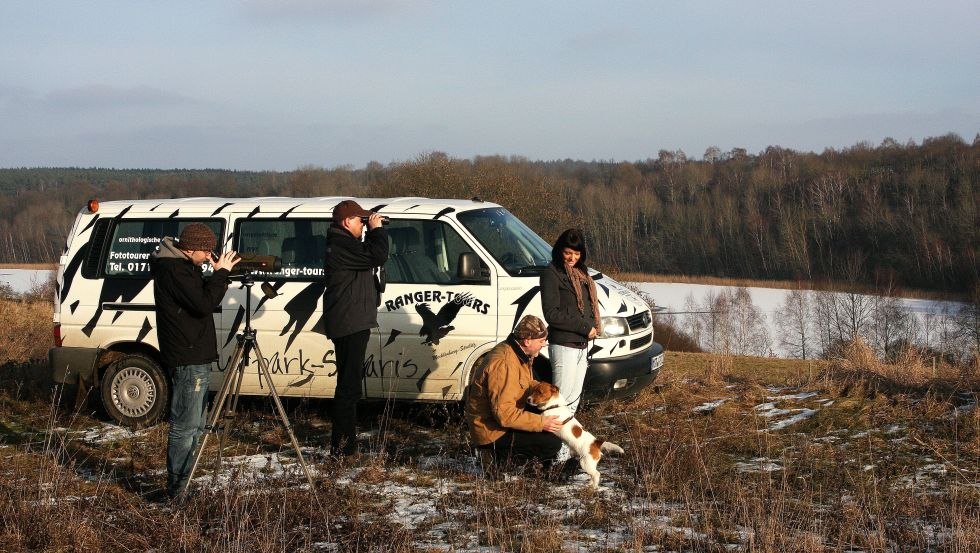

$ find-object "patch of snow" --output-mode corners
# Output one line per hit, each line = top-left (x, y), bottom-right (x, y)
(892, 463), (949, 493)
(80, 423), (147, 444)
(735, 457), (782, 473)
(693, 399), (728, 413)
(194, 451), (321, 489)
(417, 454), (482, 476)
(950, 402), (976, 419)
(753, 403), (793, 418)
(768, 409), (817, 430)
(767, 392), (817, 401)
(384, 482), (441, 530)
(26, 494), (96, 507)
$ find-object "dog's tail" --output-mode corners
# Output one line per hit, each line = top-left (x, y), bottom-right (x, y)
(598, 440), (624, 455)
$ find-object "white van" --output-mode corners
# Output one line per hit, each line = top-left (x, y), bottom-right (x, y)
(49, 197), (664, 427)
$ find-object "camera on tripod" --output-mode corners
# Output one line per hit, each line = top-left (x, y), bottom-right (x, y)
(229, 253), (282, 275)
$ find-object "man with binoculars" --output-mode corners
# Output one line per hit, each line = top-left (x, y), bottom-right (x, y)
(322, 200), (390, 456)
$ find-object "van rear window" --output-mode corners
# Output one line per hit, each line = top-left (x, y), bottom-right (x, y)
(105, 219), (223, 277)
(235, 218), (330, 279)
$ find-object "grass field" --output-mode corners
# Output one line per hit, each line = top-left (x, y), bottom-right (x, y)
(1, 297), (978, 551)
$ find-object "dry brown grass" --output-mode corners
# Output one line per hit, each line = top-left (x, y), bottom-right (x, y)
(0, 263), (56, 270)
(819, 338), (973, 399)
(1, 325), (977, 550)
(0, 298), (52, 365)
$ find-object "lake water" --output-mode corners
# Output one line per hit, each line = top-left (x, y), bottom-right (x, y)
(0, 268), (54, 294)
(633, 282), (968, 357)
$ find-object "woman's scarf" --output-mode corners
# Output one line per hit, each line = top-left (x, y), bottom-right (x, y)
(563, 262), (602, 334)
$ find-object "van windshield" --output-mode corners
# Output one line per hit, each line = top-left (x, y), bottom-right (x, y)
(457, 207), (552, 275)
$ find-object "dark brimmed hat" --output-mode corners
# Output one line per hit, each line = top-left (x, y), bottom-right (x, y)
(513, 315), (548, 340)
(177, 223), (217, 252)
(332, 200), (372, 222)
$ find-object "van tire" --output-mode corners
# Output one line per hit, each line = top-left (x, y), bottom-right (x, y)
(100, 354), (168, 428)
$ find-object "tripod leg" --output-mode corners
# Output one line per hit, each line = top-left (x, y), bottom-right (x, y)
(181, 340), (246, 495)
(216, 336), (251, 463)
(251, 341), (318, 492)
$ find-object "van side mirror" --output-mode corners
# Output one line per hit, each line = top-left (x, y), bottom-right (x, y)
(457, 252), (491, 284)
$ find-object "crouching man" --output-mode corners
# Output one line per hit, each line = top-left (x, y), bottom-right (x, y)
(465, 314), (563, 469)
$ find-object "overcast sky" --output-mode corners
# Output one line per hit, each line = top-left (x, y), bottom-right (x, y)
(1, 1), (977, 171)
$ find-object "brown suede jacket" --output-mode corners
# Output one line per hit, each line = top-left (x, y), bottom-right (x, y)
(465, 336), (545, 446)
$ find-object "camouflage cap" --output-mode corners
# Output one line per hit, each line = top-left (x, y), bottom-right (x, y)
(513, 314), (548, 340)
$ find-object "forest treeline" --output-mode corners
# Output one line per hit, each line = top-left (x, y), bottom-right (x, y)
(1, 133), (978, 294)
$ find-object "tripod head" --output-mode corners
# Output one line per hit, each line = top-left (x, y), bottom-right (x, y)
(231, 270), (280, 335)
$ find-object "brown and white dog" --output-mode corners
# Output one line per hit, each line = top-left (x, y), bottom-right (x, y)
(526, 381), (624, 489)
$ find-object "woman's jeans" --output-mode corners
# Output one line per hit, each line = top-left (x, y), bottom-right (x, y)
(549, 344), (588, 414)
(167, 363), (211, 496)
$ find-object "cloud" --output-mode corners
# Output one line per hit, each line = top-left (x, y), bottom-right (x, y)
(43, 85), (197, 111)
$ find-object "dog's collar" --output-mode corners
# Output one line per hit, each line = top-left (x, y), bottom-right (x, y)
(537, 404), (575, 425)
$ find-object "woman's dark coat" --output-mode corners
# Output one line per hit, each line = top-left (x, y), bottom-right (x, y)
(539, 264), (597, 346)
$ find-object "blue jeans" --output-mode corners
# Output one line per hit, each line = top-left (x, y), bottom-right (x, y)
(167, 363), (211, 496)
(549, 344), (588, 414)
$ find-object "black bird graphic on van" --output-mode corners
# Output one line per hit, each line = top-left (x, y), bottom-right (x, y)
(415, 292), (473, 345)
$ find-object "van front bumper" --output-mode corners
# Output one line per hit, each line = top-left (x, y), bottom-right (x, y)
(583, 341), (665, 401)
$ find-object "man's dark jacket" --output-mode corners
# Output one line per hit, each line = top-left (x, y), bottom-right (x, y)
(150, 237), (231, 368)
(322, 224), (389, 339)
(539, 263), (597, 346)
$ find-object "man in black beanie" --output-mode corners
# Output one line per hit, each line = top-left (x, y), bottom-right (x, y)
(323, 200), (389, 456)
(150, 223), (239, 498)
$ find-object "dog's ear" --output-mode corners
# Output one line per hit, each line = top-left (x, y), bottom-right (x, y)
(547, 382), (560, 395)
(527, 382), (546, 404)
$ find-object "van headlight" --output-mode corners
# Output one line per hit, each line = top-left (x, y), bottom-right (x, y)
(600, 316), (628, 337)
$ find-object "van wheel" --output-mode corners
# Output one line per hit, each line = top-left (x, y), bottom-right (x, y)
(100, 354), (168, 428)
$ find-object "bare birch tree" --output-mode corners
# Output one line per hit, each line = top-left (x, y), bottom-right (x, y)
(775, 289), (813, 359)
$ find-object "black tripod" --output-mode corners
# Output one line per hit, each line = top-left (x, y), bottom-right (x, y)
(182, 273), (317, 495)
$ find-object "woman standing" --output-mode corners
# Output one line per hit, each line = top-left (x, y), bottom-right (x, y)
(540, 228), (601, 417)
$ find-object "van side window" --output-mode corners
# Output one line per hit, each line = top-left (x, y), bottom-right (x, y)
(385, 220), (474, 284)
(235, 218), (329, 279)
(104, 219), (223, 278)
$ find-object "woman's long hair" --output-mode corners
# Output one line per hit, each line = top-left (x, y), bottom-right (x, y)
(551, 228), (589, 270)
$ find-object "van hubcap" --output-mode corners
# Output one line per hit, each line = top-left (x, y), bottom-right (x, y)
(111, 367), (156, 417)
